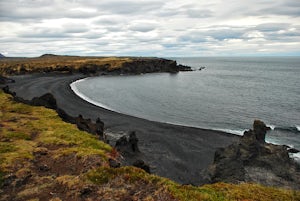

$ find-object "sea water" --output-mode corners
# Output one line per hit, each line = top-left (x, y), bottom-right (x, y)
(71, 57), (300, 160)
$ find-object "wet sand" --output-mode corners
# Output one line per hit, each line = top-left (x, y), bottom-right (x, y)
(7, 73), (239, 185)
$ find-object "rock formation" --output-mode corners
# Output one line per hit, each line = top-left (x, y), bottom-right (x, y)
(114, 131), (150, 173)
(111, 58), (192, 74)
(115, 131), (140, 154)
(209, 120), (300, 189)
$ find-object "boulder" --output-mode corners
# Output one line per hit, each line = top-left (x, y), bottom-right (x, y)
(115, 131), (140, 154)
(31, 93), (57, 109)
(129, 131), (139, 152)
(133, 159), (151, 173)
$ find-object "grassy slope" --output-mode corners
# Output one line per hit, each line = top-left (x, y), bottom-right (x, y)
(0, 56), (132, 75)
(1, 91), (299, 200)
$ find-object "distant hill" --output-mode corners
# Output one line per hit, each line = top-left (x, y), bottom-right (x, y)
(0, 53), (5, 58)
(39, 53), (58, 58)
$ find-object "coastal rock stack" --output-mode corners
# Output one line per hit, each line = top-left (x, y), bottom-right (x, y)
(209, 120), (300, 189)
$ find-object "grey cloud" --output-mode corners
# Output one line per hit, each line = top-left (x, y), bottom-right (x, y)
(179, 34), (207, 43)
(63, 24), (89, 33)
(185, 9), (213, 18)
(0, 0), (99, 21)
(245, 23), (300, 41)
(19, 26), (87, 38)
(254, 23), (290, 32)
(129, 23), (157, 32)
(20, 30), (69, 38)
(94, 16), (124, 25)
(197, 28), (244, 41)
(260, 7), (300, 17)
(92, 0), (165, 15)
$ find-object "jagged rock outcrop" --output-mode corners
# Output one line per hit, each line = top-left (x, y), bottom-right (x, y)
(209, 120), (300, 189)
(114, 131), (151, 173)
(115, 131), (140, 154)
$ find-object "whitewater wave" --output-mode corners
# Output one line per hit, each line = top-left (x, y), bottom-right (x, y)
(290, 152), (300, 163)
(273, 126), (300, 134)
(214, 128), (246, 136)
(267, 124), (276, 130)
(70, 79), (116, 112)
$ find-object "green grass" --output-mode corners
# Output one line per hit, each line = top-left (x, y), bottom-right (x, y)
(86, 166), (300, 201)
(0, 90), (112, 172)
(0, 142), (16, 153)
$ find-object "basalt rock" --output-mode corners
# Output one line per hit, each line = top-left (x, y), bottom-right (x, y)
(133, 159), (151, 173)
(115, 131), (140, 154)
(209, 120), (300, 189)
(0, 76), (15, 85)
(74, 115), (104, 138)
(31, 93), (57, 109)
(111, 58), (192, 74)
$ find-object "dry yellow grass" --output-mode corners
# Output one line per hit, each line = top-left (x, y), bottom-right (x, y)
(0, 55), (132, 75)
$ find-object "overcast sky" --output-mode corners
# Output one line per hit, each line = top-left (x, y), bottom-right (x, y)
(1, 0), (300, 57)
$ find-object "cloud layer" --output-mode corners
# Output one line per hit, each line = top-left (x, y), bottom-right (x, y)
(0, 0), (299, 57)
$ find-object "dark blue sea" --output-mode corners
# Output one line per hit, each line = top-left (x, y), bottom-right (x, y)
(71, 57), (300, 161)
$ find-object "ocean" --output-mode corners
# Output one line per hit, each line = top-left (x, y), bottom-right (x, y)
(71, 57), (300, 160)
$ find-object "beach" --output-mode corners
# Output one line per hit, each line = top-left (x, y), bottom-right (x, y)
(7, 72), (238, 185)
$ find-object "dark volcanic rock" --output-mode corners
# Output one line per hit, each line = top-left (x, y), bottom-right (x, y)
(128, 131), (139, 152)
(133, 159), (151, 173)
(288, 148), (300, 154)
(115, 131), (140, 154)
(31, 93), (57, 109)
(0, 76), (15, 85)
(74, 115), (104, 138)
(209, 120), (300, 189)
(111, 58), (192, 74)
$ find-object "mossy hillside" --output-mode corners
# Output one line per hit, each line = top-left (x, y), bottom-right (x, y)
(86, 166), (300, 201)
(0, 56), (132, 75)
(0, 90), (111, 170)
(0, 90), (299, 200)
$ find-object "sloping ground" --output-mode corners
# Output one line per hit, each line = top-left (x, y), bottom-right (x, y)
(0, 90), (299, 201)
(0, 55), (132, 75)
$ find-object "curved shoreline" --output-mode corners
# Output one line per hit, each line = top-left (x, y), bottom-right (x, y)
(70, 76), (247, 136)
(6, 72), (239, 185)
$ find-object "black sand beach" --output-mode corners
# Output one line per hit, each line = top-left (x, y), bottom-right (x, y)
(7, 73), (238, 185)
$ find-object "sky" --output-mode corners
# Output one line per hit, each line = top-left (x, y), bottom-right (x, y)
(0, 0), (300, 57)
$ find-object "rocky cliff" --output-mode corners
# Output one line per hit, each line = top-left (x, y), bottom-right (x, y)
(0, 55), (191, 76)
(111, 58), (191, 74)
(209, 120), (300, 189)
